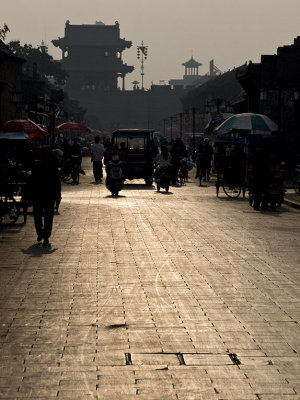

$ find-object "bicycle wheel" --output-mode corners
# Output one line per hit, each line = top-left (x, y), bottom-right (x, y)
(61, 167), (72, 183)
(0, 197), (20, 225)
(292, 174), (300, 195)
(223, 182), (242, 198)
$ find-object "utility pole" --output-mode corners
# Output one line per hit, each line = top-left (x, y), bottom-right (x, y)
(170, 116), (174, 141)
(179, 113), (183, 138)
(192, 107), (196, 154)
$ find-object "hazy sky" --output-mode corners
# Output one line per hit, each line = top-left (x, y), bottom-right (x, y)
(2, 0), (300, 89)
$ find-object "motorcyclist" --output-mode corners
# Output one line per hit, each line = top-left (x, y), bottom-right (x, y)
(153, 146), (172, 175)
(104, 144), (125, 165)
(153, 146), (172, 192)
(104, 144), (125, 196)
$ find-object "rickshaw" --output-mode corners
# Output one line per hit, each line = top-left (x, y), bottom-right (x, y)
(0, 133), (30, 225)
(213, 136), (247, 198)
(112, 129), (156, 185)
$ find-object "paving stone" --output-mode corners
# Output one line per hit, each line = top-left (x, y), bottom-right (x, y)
(0, 160), (299, 398)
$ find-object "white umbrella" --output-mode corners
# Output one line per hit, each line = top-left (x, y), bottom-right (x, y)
(214, 113), (278, 136)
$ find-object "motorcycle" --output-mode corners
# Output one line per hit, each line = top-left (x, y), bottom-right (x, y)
(105, 160), (124, 196)
(154, 165), (171, 192)
(178, 158), (189, 185)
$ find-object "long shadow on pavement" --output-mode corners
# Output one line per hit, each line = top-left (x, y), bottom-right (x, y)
(123, 183), (154, 191)
(22, 243), (57, 257)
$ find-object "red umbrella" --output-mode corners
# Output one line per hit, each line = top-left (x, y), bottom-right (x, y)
(165, 127), (180, 135)
(1, 119), (48, 138)
(56, 121), (92, 132)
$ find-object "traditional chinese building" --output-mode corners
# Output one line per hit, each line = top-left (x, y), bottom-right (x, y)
(51, 21), (184, 131)
(52, 20), (134, 96)
(169, 57), (219, 90)
(236, 36), (300, 164)
(0, 40), (24, 125)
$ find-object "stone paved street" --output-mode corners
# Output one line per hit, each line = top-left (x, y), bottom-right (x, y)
(0, 159), (300, 400)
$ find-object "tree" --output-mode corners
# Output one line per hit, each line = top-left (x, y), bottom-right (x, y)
(0, 24), (10, 41)
(7, 40), (67, 85)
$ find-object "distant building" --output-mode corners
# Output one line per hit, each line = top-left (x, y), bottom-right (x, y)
(181, 68), (245, 132)
(236, 36), (300, 164)
(169, 58), (220, 90)
(52, 20), (134, 96)
(52, 21), (183, 132)
(0, 40), (24, 126)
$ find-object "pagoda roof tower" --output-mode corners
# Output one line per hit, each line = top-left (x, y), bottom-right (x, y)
(52, 20), (134, 93)
(182, 56), (202, 76)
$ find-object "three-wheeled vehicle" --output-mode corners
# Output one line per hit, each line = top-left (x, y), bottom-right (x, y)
(112, 129), (156, 185)
(213, 135), (247, 198)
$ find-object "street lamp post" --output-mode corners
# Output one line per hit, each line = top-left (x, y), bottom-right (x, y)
(137, 41), (148, 90)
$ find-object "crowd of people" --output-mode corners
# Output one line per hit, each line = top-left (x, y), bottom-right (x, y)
(0, 132), (286, 246)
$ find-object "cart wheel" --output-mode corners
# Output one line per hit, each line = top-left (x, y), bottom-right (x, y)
(292, 174), (300, 195)
(223, 183), (241, 198)
(0, 197), (20, 225)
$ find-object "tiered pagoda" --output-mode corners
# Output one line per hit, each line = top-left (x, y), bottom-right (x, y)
(52, 20), (134, 94)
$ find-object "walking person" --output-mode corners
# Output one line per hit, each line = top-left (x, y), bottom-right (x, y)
(28, 147), (61, 247)
(203, 139), (213, 181)
(70, 138), (82, 184)
(195, 143), (206, 185)
(91, 136), (105, 183)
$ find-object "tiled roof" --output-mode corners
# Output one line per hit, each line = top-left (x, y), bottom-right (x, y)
(0, 39), (24, 62)
(182, 57), (202, 68)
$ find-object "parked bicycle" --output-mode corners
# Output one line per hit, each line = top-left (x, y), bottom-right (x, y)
(214, 137), (246, 199)
(216, 167), (244, 198)
(0, 166), (21, 226)
(60, 157), (73, 183)
(0, 194), (20, 226)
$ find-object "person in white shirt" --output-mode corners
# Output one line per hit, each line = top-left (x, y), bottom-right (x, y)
(153, 145), (171, 169)
(91, 136), (105, 183)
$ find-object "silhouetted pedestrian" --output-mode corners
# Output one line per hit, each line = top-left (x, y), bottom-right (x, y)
(28, 147), (61, 246)
(91, 136), (105, 183)
(70, 138), (82, 184)
(203, 139), (213, 181)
